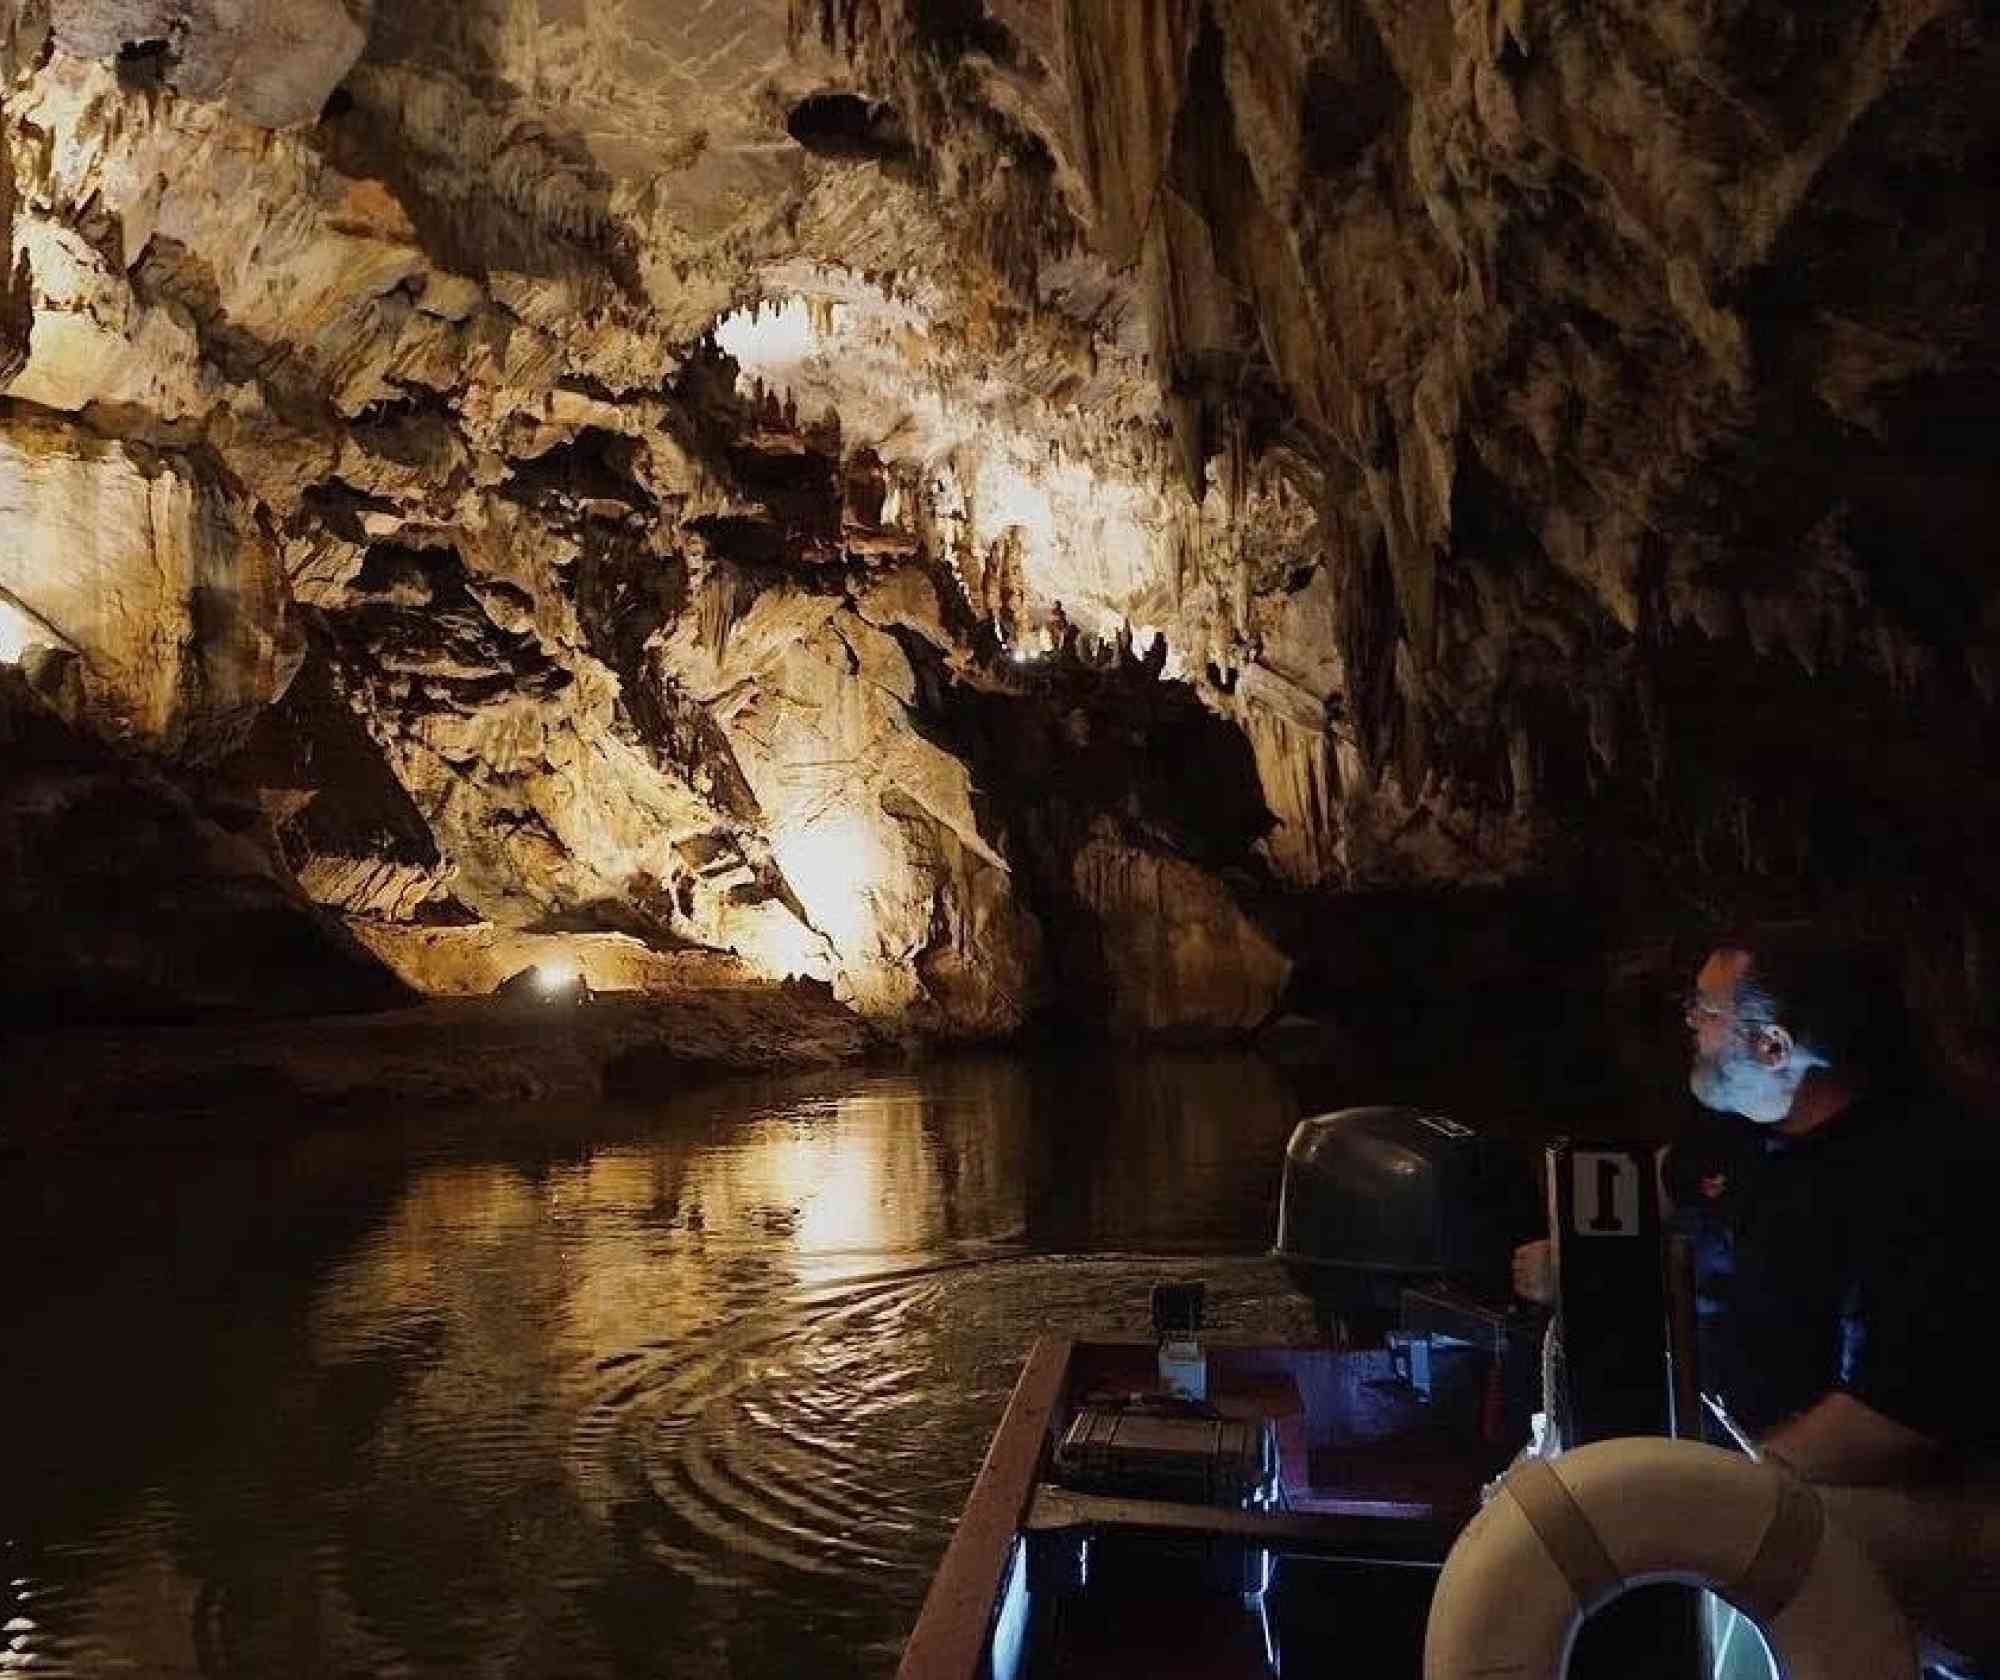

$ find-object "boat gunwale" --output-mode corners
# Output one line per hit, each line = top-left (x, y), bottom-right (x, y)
(895, 1334), (1074, 1680)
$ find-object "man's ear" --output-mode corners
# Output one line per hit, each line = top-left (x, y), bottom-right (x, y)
(1750, 1023), (1794, 1068)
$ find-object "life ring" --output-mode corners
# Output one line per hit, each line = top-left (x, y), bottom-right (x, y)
(1423, 1437), (1916, 1679)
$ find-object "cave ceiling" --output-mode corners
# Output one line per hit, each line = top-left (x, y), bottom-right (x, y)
(1, 0), (1996, 1047)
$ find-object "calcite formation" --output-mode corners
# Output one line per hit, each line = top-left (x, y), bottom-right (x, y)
(2, 0), (1995, 1058)
(0, 413), (300, 755)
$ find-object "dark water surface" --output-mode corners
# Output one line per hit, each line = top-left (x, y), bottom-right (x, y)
(2, 1052), (1341, 1679)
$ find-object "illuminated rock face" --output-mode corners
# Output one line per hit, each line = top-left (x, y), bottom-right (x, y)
(0, 9), (1303, 1036)
(0, 413), (300, 757)
(795, 0), (2000, 1070)
(1069, 822), (1292, 1039)
(1, 1), (1995, 1052)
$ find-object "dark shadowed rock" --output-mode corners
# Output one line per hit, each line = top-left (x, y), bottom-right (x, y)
(0, 670), (412, 1025)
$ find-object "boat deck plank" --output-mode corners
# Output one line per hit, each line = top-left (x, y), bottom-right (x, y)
(1023, 1484), (1455, 1566)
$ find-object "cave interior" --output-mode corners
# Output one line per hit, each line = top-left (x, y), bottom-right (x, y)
(1, 0), (1995, 1124)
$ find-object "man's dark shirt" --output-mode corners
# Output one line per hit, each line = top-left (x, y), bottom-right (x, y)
(1668, 1091), (1996, 1448)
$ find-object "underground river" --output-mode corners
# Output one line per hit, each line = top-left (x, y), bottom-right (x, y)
(0, 1051), (1364, 1679)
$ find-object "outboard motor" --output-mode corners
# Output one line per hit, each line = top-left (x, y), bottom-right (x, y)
(1273, 1107), (1537, 1340)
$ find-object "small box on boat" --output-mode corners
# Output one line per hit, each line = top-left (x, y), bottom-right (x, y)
(1053, 1408), (1280, 1510)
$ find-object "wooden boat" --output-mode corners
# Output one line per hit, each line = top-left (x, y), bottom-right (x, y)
(893, 1116), (1809, 1680)
(895, 1330), (1513, 1679)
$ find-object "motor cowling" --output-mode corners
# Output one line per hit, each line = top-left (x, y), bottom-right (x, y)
(1273, 1106), (1536, 1334)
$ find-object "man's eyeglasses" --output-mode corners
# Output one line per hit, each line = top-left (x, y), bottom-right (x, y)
(1679, 992), (1775, 1035)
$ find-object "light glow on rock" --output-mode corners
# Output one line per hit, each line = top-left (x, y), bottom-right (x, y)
(770, 810), (880, 957)
(740, 913), (831, 982)
(535, 960), (578, 995)
(970, 453), (1165, 636)
(707, 280), (1178, 665)
(713, 298), (826, 396)
(0, 596), (46, 664)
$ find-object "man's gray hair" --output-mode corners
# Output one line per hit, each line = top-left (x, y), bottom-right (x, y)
(1720, 922), (1919, 1088)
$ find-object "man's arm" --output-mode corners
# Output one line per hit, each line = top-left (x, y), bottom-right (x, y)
(1758, 1390), (1944, 1484)
(1512, 1237), (1555, 1304)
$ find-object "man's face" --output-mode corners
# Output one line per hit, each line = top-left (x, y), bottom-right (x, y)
(1685, 949), (1794, 1123)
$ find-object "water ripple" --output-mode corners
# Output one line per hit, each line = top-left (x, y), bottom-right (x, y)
(2, 1052), (1316, 1679)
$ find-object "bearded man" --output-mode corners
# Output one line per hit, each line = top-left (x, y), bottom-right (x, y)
(1522, 926), (1998, 1673)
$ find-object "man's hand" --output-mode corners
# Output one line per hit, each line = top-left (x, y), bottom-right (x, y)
(1758, 1391), (1944, 1485)
(1512, 1238), (1555, 1304)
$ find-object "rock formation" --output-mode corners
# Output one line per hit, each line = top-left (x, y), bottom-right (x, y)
(2, 0), (1994, 1065)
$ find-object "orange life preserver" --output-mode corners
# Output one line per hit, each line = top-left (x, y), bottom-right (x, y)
(1423, 1437), (1916, 1679)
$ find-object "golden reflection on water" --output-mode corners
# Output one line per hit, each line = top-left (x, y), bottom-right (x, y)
(6, 1052), (1309, 1680)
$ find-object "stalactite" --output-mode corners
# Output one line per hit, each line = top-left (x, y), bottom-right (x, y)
(1165, 389), (1205, 505)
(1586, 688), (1617, 771)
(697, 567), (758, 664)
(1217, 405), (1249, 527)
